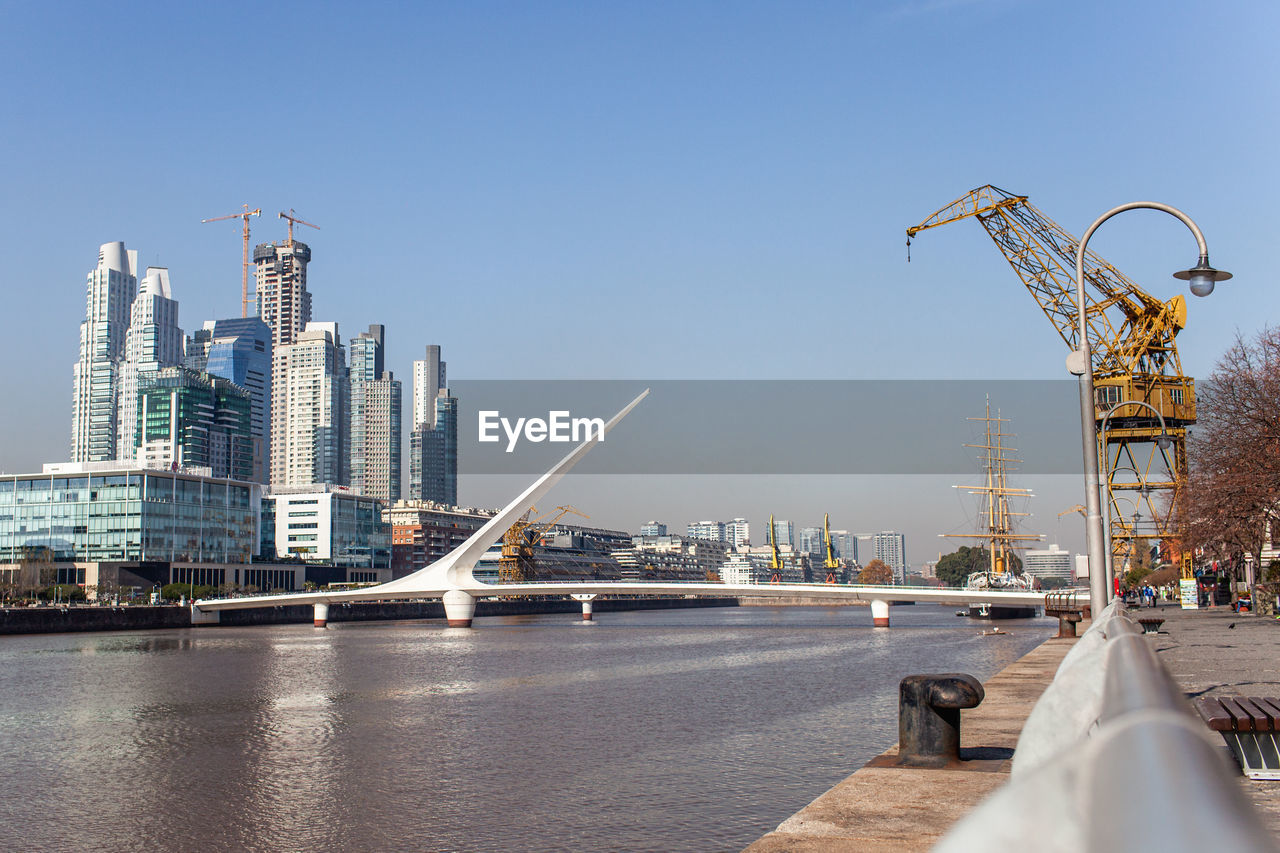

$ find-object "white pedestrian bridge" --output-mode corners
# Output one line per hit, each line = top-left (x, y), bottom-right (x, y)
(195, 390), (1083, 627)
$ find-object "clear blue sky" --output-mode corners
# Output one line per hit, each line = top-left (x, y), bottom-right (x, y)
(1, 0), (1275, 563)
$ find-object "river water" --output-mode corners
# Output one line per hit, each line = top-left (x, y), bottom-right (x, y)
(0, 605), (1051, 852)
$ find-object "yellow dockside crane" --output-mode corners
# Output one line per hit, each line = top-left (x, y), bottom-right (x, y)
(822, 513), (842, 583)
(499, 505), (589, 584)
(907, 186), (1196, 576)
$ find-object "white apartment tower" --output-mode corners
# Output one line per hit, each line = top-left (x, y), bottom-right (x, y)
(349, 325), (402, 502)
(873, 531), (907, 582)
(72, 242), (138, 462)
(116, 267), (184, 460)
(412, 345), (446, 429)
(271, 322), (348, 486)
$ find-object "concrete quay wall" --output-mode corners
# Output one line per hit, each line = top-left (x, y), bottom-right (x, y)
(0, 596), (737, 635)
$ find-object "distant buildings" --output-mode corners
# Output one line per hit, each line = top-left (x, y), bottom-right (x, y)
(116, 267), (184, 461)
(687, 520), (726, 542)
(271, 322), (348, 487)
(640, 521), (668, 537)
(72, 242), (140, 462)
(349, 325), (402, 503)
(136, 367), (254, 481)
(873, 531), (907, 582)
(387, 501), (494, 579)
(253, 239), (312, 350)
(1023, 543), (1074, 584)
(186, 317), (272, 483)
(408, 345), (457, 505)
(727, 518), (750, 548)
(261, 484), (390, 578)
(771, 519), (794, 549)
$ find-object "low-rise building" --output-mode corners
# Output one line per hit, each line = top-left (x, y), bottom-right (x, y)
(262, 484), (391, 581)
(387, 501), (495, 579)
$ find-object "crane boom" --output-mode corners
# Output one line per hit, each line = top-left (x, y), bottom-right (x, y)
(202, 204), (261, 317)
(279, 209), (320, 247)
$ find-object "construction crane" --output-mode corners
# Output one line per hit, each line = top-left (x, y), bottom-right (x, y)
(907, 186), (1193, 576)
(1058, 505), (1087, 519)
(822, 513), (842, 583)
(278, 209), (319, 247)
(498, 505), (589, 584)
(201, 205), (261, 318)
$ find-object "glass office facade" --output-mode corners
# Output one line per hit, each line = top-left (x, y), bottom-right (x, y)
(0, 469), (259, 564)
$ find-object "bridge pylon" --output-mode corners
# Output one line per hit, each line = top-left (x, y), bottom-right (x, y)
(871, 598), (891, 628)
(443, 589), (477, 628)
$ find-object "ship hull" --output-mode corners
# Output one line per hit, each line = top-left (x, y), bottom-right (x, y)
(967, 603), (1039, 620)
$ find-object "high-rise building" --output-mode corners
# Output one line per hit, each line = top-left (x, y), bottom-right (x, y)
(271, 322), (348, 487)
(873, 531), (907, 582)
(187, 317), (273, 483)
(687, 520), (727, 542)
(409, 344), (456, 505)
(412, 345), (445, 429)
(116, 268), (184, 461)
(136, 367), (253, 481)
(798, 526), (824, 555)
(72, 242), (138, 462)
(640, 521), (668, 537)
(253, 240), (312, 350)
(727, 518), (750, 548)
(829, 529), (855, 563)
(412, 393), (457, 505)
(771, 519), (794, 549)
(349, 325), (401, 502)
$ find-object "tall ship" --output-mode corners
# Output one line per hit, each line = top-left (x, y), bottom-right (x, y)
(943, 399), (1041, 619)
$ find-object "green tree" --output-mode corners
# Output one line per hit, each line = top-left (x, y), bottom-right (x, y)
(935, 546), (1023, 587)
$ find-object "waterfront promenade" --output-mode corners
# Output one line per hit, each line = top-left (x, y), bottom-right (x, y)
(746, 605), (1280, 850)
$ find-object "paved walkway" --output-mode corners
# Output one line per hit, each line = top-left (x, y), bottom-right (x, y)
(745, 605), (1280, 851)
(1145, 603), (1280, 833)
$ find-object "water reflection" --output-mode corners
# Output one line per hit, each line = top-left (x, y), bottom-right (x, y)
(0, 606), (1052, 852)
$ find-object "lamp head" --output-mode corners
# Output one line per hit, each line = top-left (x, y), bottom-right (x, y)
(1156, 433), (1172, 451)
(1174, 254), (1232, 297)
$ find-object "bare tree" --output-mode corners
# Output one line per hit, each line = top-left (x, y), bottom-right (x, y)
(1177, 327), (1280, 603)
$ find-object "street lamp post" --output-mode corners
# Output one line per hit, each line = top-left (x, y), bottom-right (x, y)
(1098, 399), (1172, 590)
(1068, 202), (1230, 610)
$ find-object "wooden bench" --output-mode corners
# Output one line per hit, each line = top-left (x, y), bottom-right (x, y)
(1194, 696), (1280, 780)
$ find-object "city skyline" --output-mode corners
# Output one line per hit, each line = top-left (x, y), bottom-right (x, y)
(2, 1), (1275, 563)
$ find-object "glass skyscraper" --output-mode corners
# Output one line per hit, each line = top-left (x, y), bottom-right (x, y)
(187, 317), (272, 482)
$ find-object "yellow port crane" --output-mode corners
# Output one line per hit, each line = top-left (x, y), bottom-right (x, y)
(907, 186), (1193, 575)
(822, 513), (841, 583)
(499, 505), (589, 584)
(767, 513), (784, 583)
(201, 204), (262, 318)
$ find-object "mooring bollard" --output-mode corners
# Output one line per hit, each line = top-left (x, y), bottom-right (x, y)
(896, 673), (984, 767)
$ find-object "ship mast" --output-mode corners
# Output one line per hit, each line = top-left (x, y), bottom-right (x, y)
(941, 397), (1041, 584)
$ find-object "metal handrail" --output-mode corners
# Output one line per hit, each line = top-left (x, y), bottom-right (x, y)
(937, 601), (1277, 852)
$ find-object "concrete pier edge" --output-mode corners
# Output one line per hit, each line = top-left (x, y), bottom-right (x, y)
(744, 631), (1078, 852)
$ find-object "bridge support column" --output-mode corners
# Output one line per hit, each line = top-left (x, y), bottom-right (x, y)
(443, 589), (476, 628)
(571, 593), (597, 622)
(871, 598), (891, 628)
(313, 602), (329, 628)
